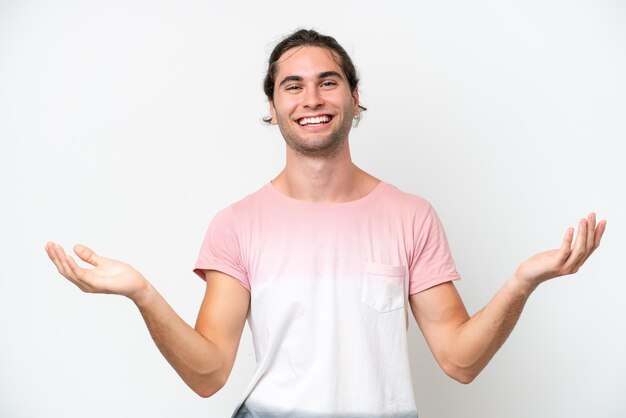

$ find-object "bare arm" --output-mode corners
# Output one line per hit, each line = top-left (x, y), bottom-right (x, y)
(45, 242), (249, 397)
(410, 213), (606, 384)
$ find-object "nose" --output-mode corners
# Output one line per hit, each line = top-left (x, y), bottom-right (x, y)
(303, 86), (324, 109)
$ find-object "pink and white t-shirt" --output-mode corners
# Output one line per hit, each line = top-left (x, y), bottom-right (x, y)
(194, 181), (460, 418)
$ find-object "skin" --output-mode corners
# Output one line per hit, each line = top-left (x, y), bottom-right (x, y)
(269, 47), (356, 160)
(410, 214), (605, 383)
(268, 46), (379, 202)
(46, 46), (607, 395)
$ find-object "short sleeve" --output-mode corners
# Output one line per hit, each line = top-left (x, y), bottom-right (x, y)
(193, 206), (251, 292)
(409, 205), (460, 294)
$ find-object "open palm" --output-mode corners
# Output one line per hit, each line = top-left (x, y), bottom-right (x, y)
(45, 242), (147, 300)
(514, 213), (606, 289)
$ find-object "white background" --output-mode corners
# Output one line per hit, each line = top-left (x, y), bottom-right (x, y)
(1, 1), (624, 417)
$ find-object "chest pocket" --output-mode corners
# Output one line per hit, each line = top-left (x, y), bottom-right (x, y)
(361, 262), (406, 313)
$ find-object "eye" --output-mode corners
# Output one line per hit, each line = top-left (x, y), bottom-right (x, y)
(320, 80), (337, 88)
(285, 85), (301, 91)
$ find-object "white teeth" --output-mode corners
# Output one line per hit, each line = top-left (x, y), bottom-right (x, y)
(298, 115), (331, 126)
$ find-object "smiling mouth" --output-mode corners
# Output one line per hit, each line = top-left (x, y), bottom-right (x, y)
(297, 115), (333, 126)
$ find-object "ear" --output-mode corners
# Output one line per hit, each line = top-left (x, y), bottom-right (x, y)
(269, 100), (278, 125)
(352, 90), (360, 116)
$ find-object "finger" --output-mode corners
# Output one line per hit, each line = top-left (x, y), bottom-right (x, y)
(60, 247), (99, 292)
(73, 244), (102, 267)
(65, 256), (97, 292)
(588, 219), (607, 256)
(558, 227), (574, 262)
(54, 244), (77, 280)
(46, 242), (94, 292)
(563, 218), (588, 271)
(585, 213), (596, 254)
(65, 254), (90, 282)
(580, 217), (607, 265)
(46, 242), (67, 275)
(45, 241), (56, 255)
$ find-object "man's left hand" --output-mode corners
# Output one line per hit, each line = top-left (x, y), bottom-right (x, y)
(514, 212), (606, 292)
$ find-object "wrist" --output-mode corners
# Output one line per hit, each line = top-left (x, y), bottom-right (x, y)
(129, 277), (154, 308)
(507, 274), (538, 298)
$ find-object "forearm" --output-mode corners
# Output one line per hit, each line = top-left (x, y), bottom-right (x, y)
(413, 214), (605, 384)
(445, 276), (536, 382)
(133, 281), (226, 397)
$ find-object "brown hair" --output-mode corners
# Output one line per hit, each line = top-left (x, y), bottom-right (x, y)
(263, 29), (367, 124)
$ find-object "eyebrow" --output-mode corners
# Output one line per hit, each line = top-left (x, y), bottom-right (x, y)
(278, 71), (344, 88)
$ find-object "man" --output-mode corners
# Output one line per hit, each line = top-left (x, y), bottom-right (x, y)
(46, 29), (606, 418)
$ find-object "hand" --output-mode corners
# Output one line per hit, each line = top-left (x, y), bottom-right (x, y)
(45, 242), (149, 302)
(514, 212), (606, 291)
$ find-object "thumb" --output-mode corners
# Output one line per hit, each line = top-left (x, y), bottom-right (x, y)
(558, 227), (574, 262)
(73, 244), (102, 267)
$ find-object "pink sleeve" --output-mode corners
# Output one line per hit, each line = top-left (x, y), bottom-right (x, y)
(193, 206), (251, 292)
(409, 205), (460, 294)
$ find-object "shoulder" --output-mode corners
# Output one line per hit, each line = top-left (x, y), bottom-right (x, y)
(212, 183), (272, 220)
(380, 182), (434, 215)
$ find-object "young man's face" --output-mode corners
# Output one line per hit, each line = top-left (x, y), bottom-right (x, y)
(269, 46), (360, 158)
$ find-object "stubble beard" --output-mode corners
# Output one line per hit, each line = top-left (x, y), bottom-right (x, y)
(277, 112), (353, 159)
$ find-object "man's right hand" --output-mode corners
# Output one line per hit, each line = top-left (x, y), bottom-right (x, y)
(45, 242), (249, 397)
(45, 242), (149, 303)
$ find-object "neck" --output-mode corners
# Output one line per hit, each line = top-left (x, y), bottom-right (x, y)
(272, 143), (379, 203)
